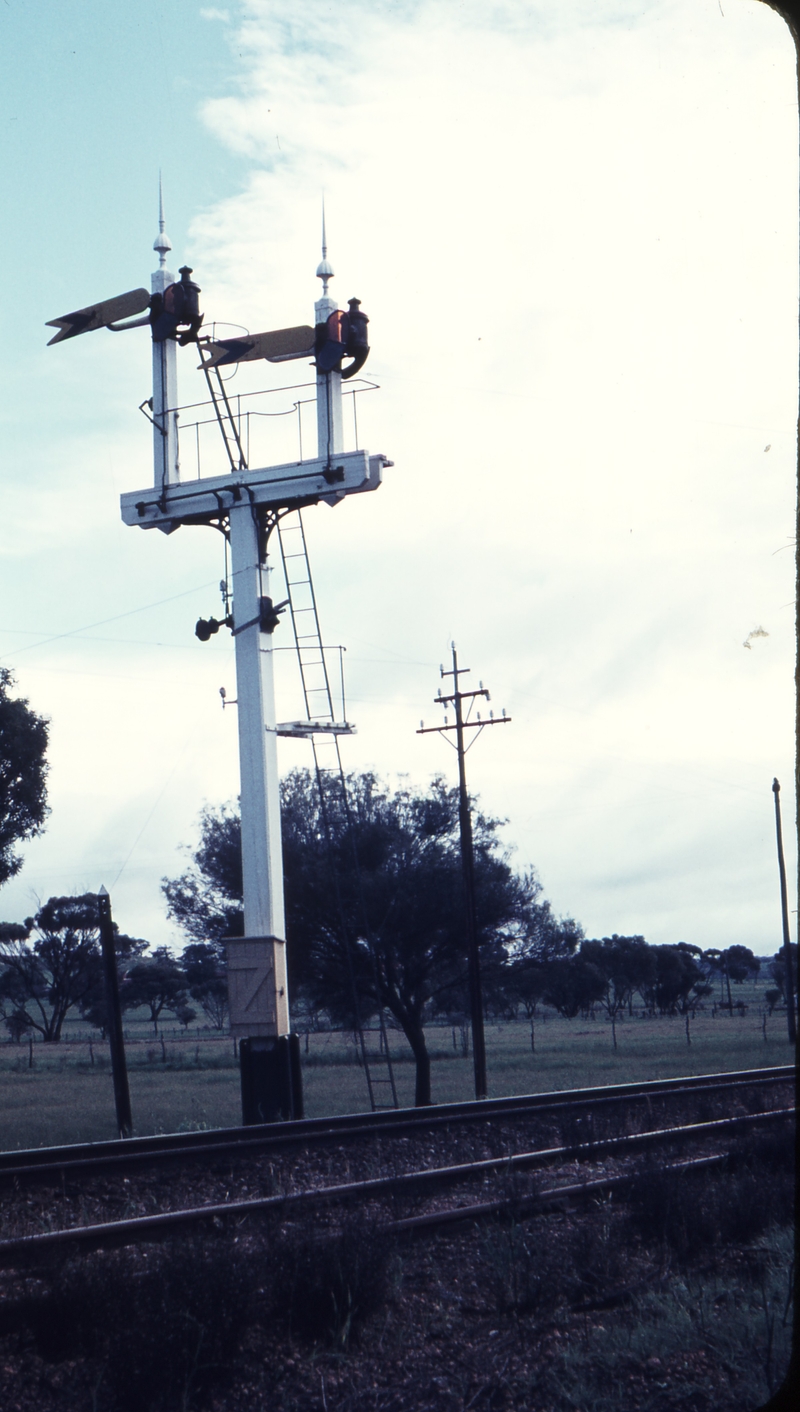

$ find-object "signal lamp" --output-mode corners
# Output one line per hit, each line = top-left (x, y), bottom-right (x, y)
(195, 614), (231, 641)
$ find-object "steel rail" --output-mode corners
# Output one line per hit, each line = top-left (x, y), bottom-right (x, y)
(387, 1153), (734, 1235)
(0, 1065), (792, 1186)
(0, 1106), (791, 1268)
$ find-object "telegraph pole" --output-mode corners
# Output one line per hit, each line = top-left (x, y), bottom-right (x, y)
(772, 778), (797, 1044)
(418, 645), (511, 1099)
(96, 887), (133, 1139)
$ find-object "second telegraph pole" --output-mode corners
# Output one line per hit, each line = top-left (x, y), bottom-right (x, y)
(418, 644), (511, 1099)
(772, 778), (797, 1045)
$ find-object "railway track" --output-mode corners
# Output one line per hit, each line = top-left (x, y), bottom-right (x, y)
(0, 1102), (792, 1268)
(0, 1064), (792, 1186)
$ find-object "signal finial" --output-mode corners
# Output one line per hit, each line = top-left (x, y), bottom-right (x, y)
(153, 174), (172, 269)
(315, 198), (334, 296)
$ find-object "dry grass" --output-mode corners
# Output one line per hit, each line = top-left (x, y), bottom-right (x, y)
(0, 981), (790, 1151)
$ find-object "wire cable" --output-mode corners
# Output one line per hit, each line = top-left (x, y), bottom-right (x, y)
(0, 581), (221, 662)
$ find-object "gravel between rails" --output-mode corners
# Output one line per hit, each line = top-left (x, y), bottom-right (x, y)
(0, 1076), (792, 1245)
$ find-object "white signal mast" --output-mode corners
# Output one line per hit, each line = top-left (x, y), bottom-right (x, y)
(151, 179), (180, 490)
(46, 199), (392, 1122)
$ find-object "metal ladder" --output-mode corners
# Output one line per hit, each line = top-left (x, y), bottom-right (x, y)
(277, 512), (399, 1112)
(198, 349), (247, 471)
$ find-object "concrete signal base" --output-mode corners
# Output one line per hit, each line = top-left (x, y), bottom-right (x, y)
(240, 1034), (304, 1125)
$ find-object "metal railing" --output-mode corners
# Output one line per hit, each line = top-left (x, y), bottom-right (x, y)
(141, 377), (379, 481)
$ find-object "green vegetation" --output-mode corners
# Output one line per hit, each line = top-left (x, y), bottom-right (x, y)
(0, 975), (788, 1151)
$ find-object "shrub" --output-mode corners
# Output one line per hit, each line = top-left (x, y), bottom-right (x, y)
(267, 1213), (400, 1348)
(13, 1214), (399, 1407)
(31, 1234), (257, 1411)
(627, 1127), (795, 1263)
(480, 1207), (625, 1316)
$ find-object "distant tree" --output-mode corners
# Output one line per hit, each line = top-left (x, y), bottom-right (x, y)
(721, 945), (760, 1011)
(769, 944), (798, 1008)
(543, 955), (605, 1020)
(702, 948), (726, 1007)
(78, 933), (150, 1038)
(509, 959), (547, 1051)
(124, 948), (189, 1036)
(498, 913), (582, 1048)
(176, 1004), (197, 1032)
(764, 987), (782, 1016)
(181, 942), (228, 1031)
(0, 669), (49, 887)
(0, 895), (102, 1042)
(125, 948), (188, 1035)
(703, 945), (759, 1013)
(579, 936), (653, 1049)
(643, 944), (712, 1018)
(4, 1009), (31, 1043)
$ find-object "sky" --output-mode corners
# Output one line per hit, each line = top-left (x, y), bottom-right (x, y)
(0, 0), (796, 959)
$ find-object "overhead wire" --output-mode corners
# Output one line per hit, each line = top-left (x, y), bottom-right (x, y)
(0, 580), (222, 662)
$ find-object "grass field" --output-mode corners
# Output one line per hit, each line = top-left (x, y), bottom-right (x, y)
(0, 977), (793, 1152)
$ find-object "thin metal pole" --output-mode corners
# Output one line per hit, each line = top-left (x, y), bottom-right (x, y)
(96, 887), (133, 1138)
(452, 646), (488, 1100)
(772, 779), (797, 1044)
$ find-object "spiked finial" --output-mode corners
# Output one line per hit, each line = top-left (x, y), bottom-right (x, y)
(153, 174), (172, 268)
(315, 199), (334, 295)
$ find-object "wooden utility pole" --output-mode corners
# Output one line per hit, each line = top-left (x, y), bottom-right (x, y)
(418, 644), (511, 1099)
(771, 779), (797, 1044)
(96, 887), (133, 1138)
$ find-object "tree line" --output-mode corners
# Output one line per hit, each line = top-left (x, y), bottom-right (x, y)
(1, 766), (794, 1108)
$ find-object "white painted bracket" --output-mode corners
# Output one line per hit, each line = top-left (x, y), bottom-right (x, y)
(120, 450), (389, 533)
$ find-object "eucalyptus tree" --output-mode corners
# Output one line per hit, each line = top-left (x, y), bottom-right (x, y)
(0, 895), (102, 1042)
(164, 769), (569, 1106)
(0, 668), (49, 887)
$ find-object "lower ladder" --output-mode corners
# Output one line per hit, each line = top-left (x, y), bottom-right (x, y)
(276, 511), (399, 1111)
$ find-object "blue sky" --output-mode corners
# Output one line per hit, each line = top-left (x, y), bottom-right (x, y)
(0, 0), (796, 958)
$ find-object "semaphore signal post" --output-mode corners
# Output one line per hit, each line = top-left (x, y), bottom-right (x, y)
(47, 195), (392, 1123)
